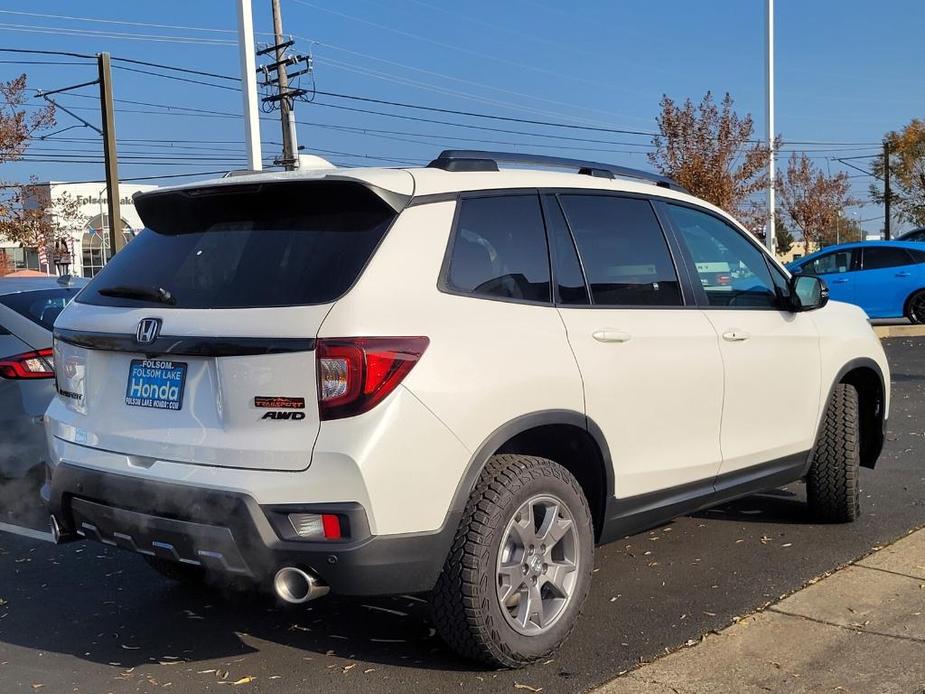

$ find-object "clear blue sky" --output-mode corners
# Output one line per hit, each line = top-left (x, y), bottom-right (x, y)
(2, 0), (923, 234)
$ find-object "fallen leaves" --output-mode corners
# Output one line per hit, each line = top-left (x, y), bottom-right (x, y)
(513, 684), (543, 692)
(232, 675), (255, 686)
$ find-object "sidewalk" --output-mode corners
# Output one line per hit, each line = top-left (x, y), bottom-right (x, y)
(596, 527), (925, 694)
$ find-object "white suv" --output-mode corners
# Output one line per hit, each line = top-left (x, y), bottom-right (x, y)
(44, 151), (889, 666)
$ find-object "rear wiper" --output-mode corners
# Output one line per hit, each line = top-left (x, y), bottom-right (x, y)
(96, 285), (176, 305)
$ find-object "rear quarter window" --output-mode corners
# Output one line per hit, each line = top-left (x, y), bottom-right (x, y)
(78, 181), (397, 309)
(444, 194), (552, 304)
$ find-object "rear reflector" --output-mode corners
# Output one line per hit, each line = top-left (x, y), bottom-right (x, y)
(0, 348), (54, 380)
(288, 512), (344, 540)
(317, 337), (428, 420)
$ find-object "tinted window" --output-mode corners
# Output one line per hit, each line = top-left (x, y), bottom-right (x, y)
(863, 246), (913, 270)
(900, 230), (925, 242)
(542, 195), (589, 305)
(446, 195), (551, 303)
(0, 288), (81, 331)
(805, 250), (854, 275)
(667, 204), (777, 308)
(908, 248), (925, 263)
(78, 182), (396, 309)
(558, 195), (681, 306)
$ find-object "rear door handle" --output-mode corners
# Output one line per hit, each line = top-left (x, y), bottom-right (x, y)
(895, 271), (912, 278)
(592, 329), (632, 343)
(722, 330), (750, 342)
(831, 278), (849, 284)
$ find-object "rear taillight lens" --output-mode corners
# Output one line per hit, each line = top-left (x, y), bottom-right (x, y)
(317, 337), (429, 420)
(0, 348), (54, 380)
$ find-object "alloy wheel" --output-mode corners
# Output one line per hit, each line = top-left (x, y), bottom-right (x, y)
(495, 494), (580, 636)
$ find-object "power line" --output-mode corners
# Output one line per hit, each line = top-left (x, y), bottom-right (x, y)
(0, 59), (95, 66)
(0, 47), (885, 148)
(0, 21), (237, 46)
(0, 9), (247, 35)
(109, 64), (238, 91)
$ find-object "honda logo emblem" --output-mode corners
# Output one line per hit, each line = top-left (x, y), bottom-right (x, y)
(136, 318), (162, 345)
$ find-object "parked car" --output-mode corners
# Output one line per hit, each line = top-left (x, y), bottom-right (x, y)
(897, 228), (925, 243)
(0, 275), (86, 480)
(788, 240), (925, 323)
(1, 276), (86, 528)
(44, 151), (889, 667)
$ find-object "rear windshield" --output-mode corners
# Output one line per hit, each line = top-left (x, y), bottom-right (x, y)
(78, 181), (397, 309)
(0, 288), (81, 330)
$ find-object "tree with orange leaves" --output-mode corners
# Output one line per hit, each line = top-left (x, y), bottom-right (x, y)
(648, 91), (773, 232)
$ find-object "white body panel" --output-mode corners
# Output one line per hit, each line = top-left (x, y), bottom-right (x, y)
(317, 202), (586, 454)
(43, 162), (891, 546)
(706, 309), (822, 473)
(557, 307), (724, 497)
(51, 301), (330, 471)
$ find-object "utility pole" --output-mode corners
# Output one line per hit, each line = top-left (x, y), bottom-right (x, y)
(98, 52), (123, 255)
(271, 0), (299, 169)
(765, 0), (776, 254)
(237, 0), (262, 171)
(883, 140), (892, 240)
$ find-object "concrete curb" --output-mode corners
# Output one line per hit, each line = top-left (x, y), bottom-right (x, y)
(594, 527), (925, 694)
(874, 324), (925, 338)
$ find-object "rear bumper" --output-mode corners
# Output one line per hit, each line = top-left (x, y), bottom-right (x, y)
(44, 462), (458, 596)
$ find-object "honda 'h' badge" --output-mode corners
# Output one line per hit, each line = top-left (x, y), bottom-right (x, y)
(136, 318), (162, 345)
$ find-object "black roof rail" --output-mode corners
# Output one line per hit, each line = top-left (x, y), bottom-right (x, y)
(426, 150), (687, 192)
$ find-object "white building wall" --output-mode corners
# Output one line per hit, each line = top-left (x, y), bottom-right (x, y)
(0, 181), (157, 276)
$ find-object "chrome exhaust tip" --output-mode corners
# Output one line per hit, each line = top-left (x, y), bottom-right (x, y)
(49, 514), (76, 544)
(273, 567), (330, 604)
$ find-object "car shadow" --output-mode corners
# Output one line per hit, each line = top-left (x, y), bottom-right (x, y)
(692, 488), (811, 525)
(0, 537), (487, 674)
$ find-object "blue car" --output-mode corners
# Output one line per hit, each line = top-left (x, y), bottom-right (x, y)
(787, 241), (925, 323)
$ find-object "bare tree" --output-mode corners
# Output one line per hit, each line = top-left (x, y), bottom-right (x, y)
(777, 153), (858, 250)
(648, 91), (773, 230)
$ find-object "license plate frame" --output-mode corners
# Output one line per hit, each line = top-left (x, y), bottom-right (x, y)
(124, 359), (188, 411)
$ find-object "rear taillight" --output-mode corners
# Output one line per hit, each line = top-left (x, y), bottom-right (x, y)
(317, 337), (429, 420)
(0, 348), (54, 380)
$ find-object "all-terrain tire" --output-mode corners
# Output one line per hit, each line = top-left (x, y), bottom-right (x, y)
(430, 454), (594, 667)
(806, 383), (861, 522)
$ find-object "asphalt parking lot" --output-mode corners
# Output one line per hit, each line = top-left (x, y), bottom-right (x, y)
(0, 337), (923, 694)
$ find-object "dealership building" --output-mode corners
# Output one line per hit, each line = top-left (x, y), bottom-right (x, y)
(0, 181), (157, 277)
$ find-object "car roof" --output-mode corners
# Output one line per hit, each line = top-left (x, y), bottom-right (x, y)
(796, 240), (925, 263)
(142, 162), (735, 226)
(0, 276), (88, 295)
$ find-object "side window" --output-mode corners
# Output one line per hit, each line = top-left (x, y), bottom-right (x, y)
(862, 247), (913, 270)
(908, 248), (925, 263)
(541, 194), (589, 305)
(807, 250), (854, 275)
(446, 195), (551, 303)
(558, 195), (682, 306)
(666, 204), (777, 309)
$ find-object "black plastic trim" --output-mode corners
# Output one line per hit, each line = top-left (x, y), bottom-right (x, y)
(443, 409), (615, 537)
(54, 328), (316, 357)
(599, 451), (812, 543)
(823, 357), (886, 469)
(45, 463), (457, 595)
(427, 150), (687, 192)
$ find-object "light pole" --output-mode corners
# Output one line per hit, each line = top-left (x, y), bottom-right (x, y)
(765, 0), (776, 254)
(237, 0), (262, 171)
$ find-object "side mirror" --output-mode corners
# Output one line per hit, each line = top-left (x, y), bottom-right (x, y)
(788, 274), (828, 312)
